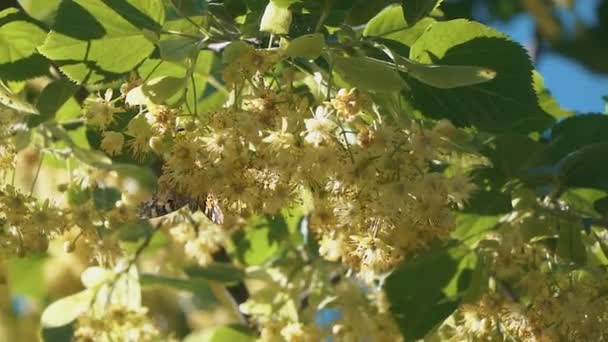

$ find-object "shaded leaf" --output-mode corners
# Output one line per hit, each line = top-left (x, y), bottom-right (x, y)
(30, 78), (78, 127)
(140, 274), (217, 304)
(385, 245), (467, 340)
(408, 19), (554, 133)
(185, 263), (245, 285)
(402, 0), (443, 26)
(556, 221), (587, 265)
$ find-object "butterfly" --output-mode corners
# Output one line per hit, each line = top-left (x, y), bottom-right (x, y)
(138, 190), (224, 224)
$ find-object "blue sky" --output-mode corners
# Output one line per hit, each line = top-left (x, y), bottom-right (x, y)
(480, 0), (608, 113)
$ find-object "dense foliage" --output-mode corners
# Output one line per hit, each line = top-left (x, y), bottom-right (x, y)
(1, 0), (607, 341)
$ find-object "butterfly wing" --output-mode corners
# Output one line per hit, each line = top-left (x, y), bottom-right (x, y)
(202, 193), (224, 224)
(137, 190), (194, 219)
(138, 190), (224, 225)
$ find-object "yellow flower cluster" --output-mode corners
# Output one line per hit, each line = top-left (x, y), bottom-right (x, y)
(0, 185), (65, 257)
(437, 220), (608, 341)
(73, 305), (165, 342)
(0, 106), (22, 171)
(77, 47), (476, 281)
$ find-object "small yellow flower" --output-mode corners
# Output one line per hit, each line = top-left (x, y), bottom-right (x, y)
(302, 106), (337, 147)
(100, 131), (124, 156)
(84, 89), (120, 129)
(263, 117), (294, 150)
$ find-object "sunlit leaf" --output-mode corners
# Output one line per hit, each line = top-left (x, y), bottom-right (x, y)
(260, 2), (292, 34)
(41, 289), (95, 328)
(285, 33), (325, 59)
(332, 55), (405, 93)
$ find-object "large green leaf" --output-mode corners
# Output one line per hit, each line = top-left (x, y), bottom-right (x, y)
(39, 0), (164, 82)
(543, 114), (608, 163)
(520, 114), (608, 191)
(385, 245), (469, 340)
(0, 18), (47, 64)
(401, 0), (442, 26)
(408, 19), (554, 133)
(482, 134), (546, 179)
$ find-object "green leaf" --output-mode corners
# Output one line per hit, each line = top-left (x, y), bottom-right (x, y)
(364, 5), (435, 47)
(285, 33), (325, 59)
(231, 212), (301, 265)
(556, 221), (587, 265)
(116, 221), (154, 242)
(260, 2), (292, 34)
(557, 142), (608, 191)
(332, 55), (405, 93)
(482, 134), (546, 180)
(544, 114), (608, 163)
(374, 55), (496, 89)
(408, 19), (554, 133)
(41, 289), (95, 328)
(141, 76), (187, 104)
(138, 53), (216, 114)
(594, 197), (608, 216)
(40, 324), (74, 342)
(385, 245), (467, 340)
(524, 114), (608, 191)
(102, 0), (165, 32)
(401, 0), (443, 26)
(16, 0), (62, 23)
(533, 71), (573, 119)
(185, 263), (245, 285)
(222, 41), (254, 64)
(29, 78), (78, 127)
(39, 0), (164, 82)
(92, 187), (121, 210)
(0, 53), (50, 81)
(184, 325), (255, 342)
(0, 19), (47, 63)
(140, 274), (217, 304)
(159, 37), (199, 62)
